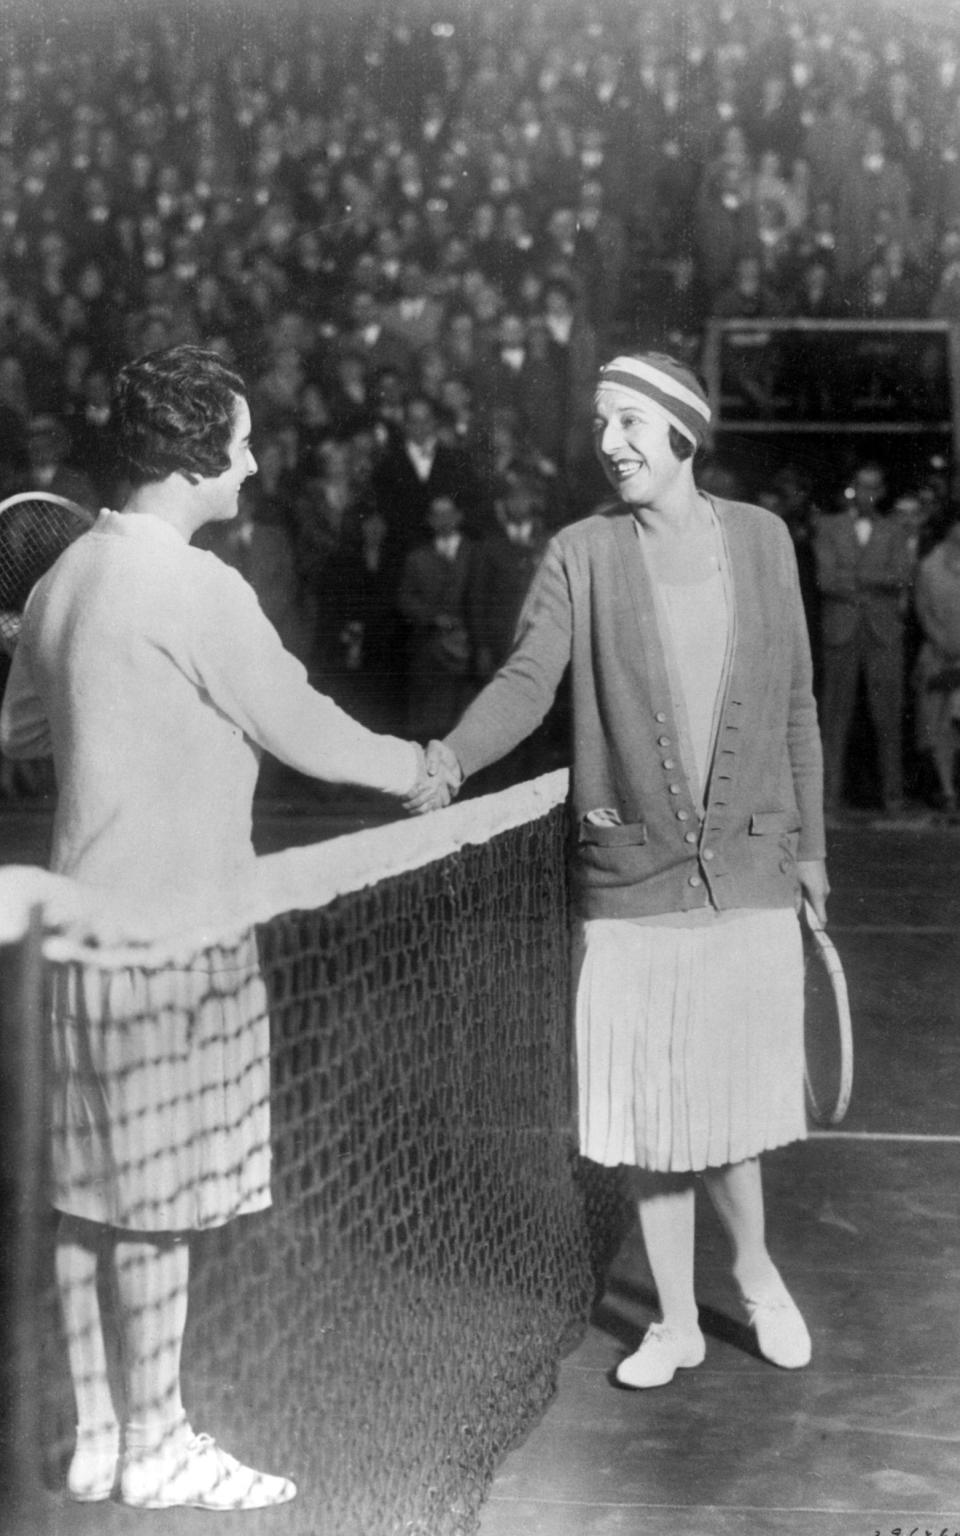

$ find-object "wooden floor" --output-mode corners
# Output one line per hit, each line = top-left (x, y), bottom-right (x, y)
(477, 812), (960, 1536)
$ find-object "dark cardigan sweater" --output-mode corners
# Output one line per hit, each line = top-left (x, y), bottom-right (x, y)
(446, 496), (826, 921)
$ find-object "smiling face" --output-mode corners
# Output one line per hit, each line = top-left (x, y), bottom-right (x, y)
(592, 385), (687, 508)
(201, 395), (257, 523)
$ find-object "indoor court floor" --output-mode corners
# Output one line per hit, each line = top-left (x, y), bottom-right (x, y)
(3, 796), (959, 1536)
(477, 813), (960, 1536)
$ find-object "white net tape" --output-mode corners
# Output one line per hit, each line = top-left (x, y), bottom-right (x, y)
(0, 769), (570, 970)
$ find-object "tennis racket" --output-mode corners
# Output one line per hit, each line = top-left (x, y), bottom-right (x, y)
(802, 897), (853, 1125)
(0, 492), (95, 647)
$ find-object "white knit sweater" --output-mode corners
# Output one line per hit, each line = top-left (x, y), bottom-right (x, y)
(0, 510), (417, 924)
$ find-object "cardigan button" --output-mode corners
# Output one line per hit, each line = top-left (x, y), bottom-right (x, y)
(676, 809), (690, 821)
(684, 831), (697, 844)
(688, 875), (702, 888)
(703, 849), (715, 862)
(655, 711), (667, 722)
(662, 758), (676, 770)
(658, 735), (670, 747)
(668, 783), (681, 795)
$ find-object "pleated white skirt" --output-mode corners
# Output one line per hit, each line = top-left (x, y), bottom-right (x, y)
(575, 907), (806, 1172)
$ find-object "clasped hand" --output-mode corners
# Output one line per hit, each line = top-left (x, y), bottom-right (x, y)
(404, 740), (463, 815)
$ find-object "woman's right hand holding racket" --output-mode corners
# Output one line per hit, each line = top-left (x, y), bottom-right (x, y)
(798, 858), (829, 926)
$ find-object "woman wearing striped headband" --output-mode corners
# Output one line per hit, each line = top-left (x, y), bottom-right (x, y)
(410, 348), (828, 1390)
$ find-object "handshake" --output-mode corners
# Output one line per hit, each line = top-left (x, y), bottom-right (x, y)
(405, 740), (464, 815)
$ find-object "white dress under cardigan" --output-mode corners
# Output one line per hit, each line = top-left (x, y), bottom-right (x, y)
(575, 524), (806, 1173)
(0, 510), (420, 1229)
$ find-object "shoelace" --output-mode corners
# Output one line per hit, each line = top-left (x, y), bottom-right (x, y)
(186, 1433), (217, 1455)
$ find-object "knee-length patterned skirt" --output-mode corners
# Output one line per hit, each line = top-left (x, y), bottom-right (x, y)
(48, 930), (272, 1231)
(575, 907), (806, 1173)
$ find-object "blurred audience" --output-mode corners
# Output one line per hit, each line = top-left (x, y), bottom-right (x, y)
(1, 0), (960, 805)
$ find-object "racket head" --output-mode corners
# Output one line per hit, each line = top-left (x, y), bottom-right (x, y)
(0, 492), (95, 619)
(802, 899), (854, 1125)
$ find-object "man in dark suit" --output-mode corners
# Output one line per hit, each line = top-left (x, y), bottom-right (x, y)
(397, 494), (476, 741)
(371, 393), (483, 571)
(814, 461), (916, 813)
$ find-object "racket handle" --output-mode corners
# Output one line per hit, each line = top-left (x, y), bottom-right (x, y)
(802, 897), (824, 933)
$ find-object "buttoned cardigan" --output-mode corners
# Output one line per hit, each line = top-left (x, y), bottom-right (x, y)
(446, 496), (825, 920)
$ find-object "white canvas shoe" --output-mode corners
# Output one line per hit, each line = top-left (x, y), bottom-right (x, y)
(121, 1425), (296, 1511)
(742, 1283), (812, 1369)
(66, 1424), (120, 1502)
(615, 1322), (706, 1389)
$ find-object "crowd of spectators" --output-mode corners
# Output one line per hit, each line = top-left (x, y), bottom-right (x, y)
(2, 0), (960, 806)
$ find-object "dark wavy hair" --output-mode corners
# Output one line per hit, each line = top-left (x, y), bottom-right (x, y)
(112, 345), (247, 488)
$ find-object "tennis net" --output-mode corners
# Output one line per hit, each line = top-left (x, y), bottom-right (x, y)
(2, 769), (629, 1535)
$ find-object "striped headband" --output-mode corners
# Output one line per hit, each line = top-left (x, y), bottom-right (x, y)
(596, 355), (712, 445)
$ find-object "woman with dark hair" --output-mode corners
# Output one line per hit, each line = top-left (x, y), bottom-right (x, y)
(412, 350), (828, 1389)
(0, 345), (430, 1510)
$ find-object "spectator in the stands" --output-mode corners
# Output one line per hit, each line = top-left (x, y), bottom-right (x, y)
(439, 305), (482, 387)
(713, 253), (785, 319)
(767, 463), (824, 681)
(468, 471), (547, 683)
(381, 259), (445, 354)
(64, 364), (117, 502)
(694, 134), (760, 297)
(834, 124), (913, 282)
(495, 199), (538, 301)
(814, 460), (916, 815)
(641, 249), (711, 358)
(744, 69), (805, 166)
(537, 274), (597, 481)
(372, 392), (484, 570)
(340, 287), (415, 381)
(397, 492), (476, 741)
(326, 351), (374, 438)
(18, 414), (98, 510)
(789, 256), (843, 320)
(928, 224), (960, 319)
(752, 150), (807, 271)
(912, 510), (960, 812)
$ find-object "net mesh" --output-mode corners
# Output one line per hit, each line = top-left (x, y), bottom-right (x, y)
(21, 770), (628, 1533)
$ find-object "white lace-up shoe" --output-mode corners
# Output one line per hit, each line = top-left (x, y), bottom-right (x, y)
(743, 1286), (812, 1369)
(66, 1425), (120, 1502)
(121, 1426), (296, 1510)
(615, 1322), (706, 1389)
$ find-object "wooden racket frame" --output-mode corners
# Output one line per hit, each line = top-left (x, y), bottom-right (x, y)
(0, 491), (94, 522)
(802, 898), (854, 1125)
(0, 493), (95, 645)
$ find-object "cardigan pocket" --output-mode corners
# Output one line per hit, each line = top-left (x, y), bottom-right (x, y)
(578, 815), (648, 848)
(749, 810), (802, 835)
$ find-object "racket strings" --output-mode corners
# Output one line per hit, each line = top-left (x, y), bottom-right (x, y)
(0, 495), (94, 613)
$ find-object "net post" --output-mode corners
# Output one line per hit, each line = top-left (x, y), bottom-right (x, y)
(0, 904), (49, 1534)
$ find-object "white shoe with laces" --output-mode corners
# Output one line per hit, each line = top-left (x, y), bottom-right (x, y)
(615, 1322), (706, 1389)
(66, 1424), (120, 1502)
(120, 1424), (297, 1510)
(742, 1282), (812, 1369)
